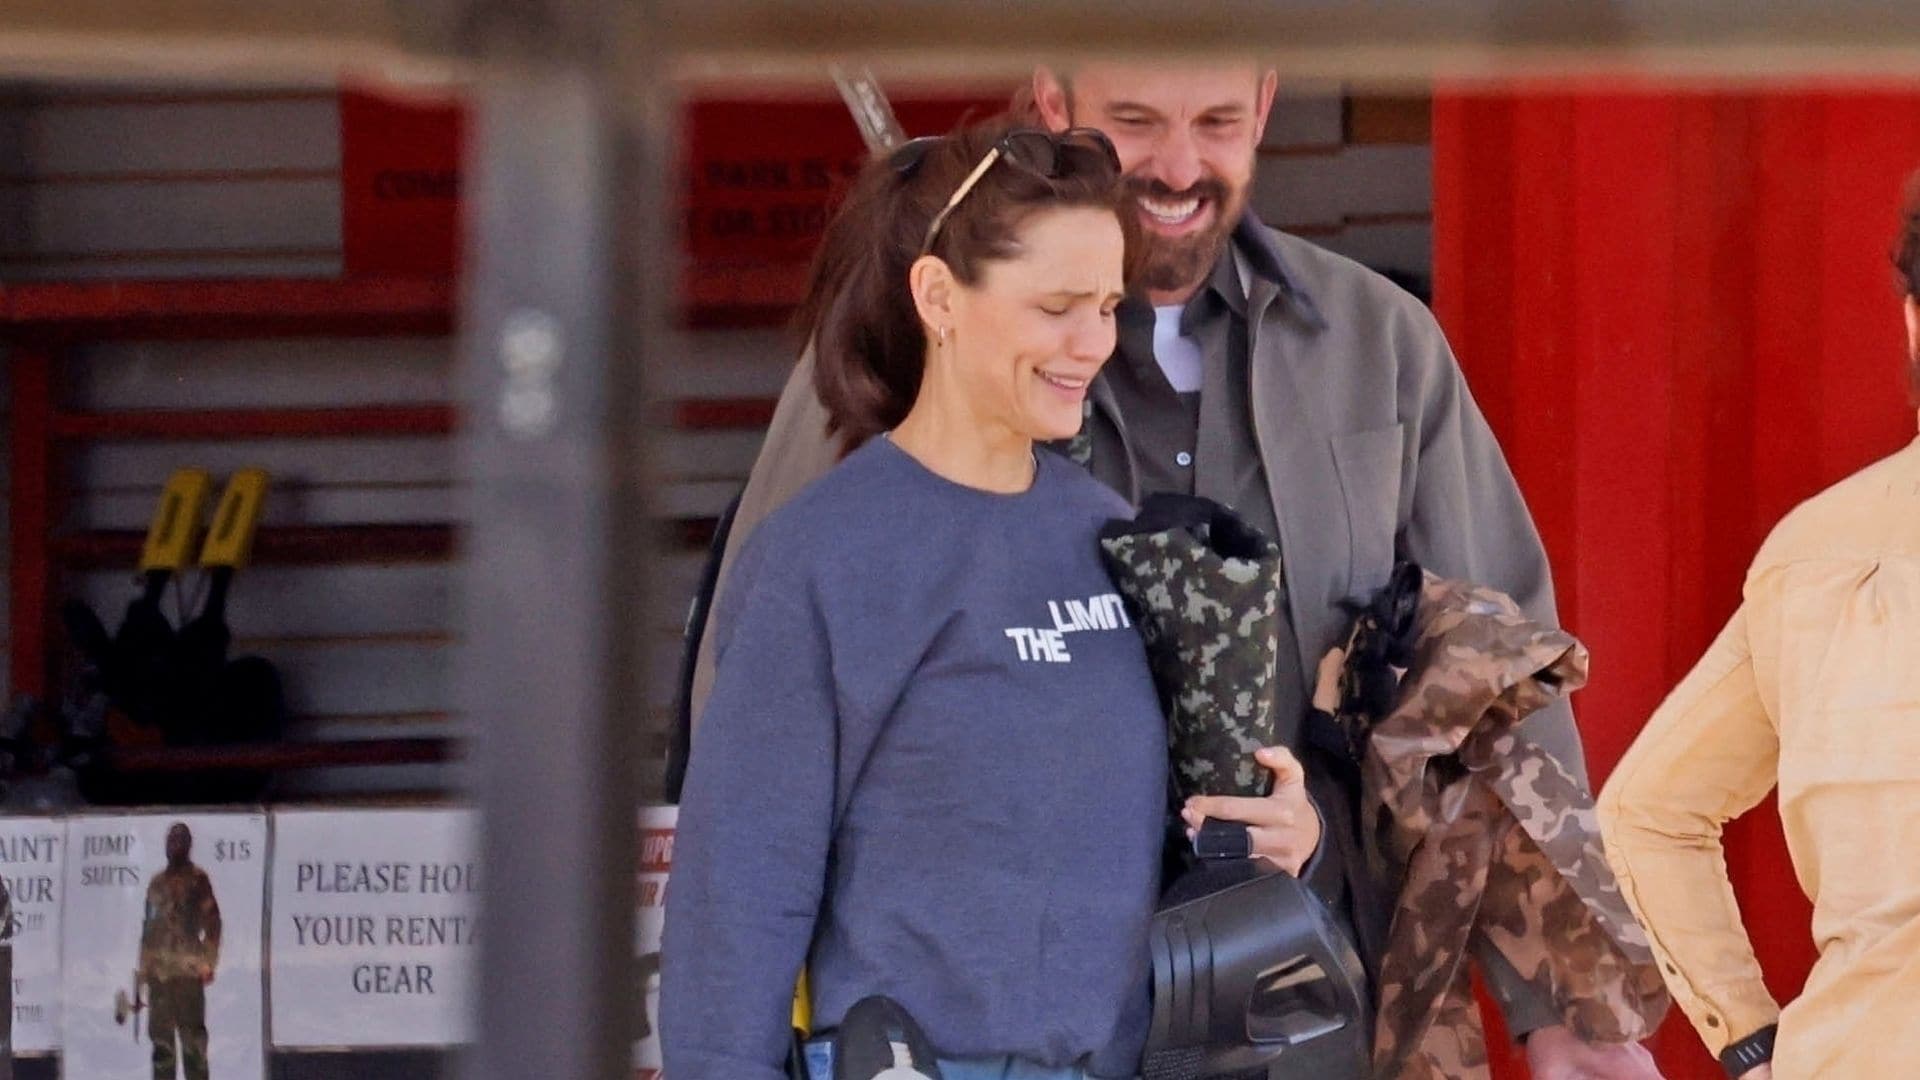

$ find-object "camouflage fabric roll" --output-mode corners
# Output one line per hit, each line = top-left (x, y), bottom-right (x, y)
(1315, 569), (1670, 1080)
(1099, 494), (1282, 800)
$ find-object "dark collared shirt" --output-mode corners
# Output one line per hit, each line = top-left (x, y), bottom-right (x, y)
(1083, 222), (1344, 933)
(1088, 222), (1294, 536)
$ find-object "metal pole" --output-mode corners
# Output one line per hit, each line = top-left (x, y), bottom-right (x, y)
(0, 876), (13, 1080)
(457, 2), (663, 1078)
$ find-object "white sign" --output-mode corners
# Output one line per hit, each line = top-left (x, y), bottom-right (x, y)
(0, 818), (64, 1053)
(268, 807), (479, 1048)
(634, 804), (676, 1080)
(61, 813), (268, 1080)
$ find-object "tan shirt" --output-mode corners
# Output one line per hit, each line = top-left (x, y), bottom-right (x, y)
(1598, 433), (1920, 1078)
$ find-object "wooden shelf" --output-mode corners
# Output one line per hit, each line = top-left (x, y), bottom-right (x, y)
(0, 277), (456, 340)
(680, 262), (807, 329)
(0, 269), (806, 338)
(673, 398), (775, 431)
(54, 524), (456, 568)
(52, 399), (768, 439)
(101, 737), (455, 773)
(52, 404), (456, 441)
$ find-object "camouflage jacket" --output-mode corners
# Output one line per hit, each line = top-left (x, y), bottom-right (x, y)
(1317, 569), (1669, 1080)
(139, 863), (221, 981)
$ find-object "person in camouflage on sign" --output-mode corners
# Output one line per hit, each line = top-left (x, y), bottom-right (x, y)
(137, 823), (221, 1080)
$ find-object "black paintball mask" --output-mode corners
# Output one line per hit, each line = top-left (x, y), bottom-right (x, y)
(1147, 857), (1368, 1079)
(1101, 495), (1370, 1080)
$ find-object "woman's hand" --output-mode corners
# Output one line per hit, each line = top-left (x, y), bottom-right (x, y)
(1523, 1025), (1664, 1079)
(1179, 746), (1321, 875)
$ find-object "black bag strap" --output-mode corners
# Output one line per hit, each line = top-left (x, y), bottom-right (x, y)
(662, 487), (745, 804)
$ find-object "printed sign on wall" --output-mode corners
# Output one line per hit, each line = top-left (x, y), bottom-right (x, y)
(0, 818), (63, 1053)
(634, 805), (676, 1080)
(61, 813), (268, 1080)
(339, 89), (465, 278)
(339, 86), (1000, 309)
(268, 808), (479, 1048)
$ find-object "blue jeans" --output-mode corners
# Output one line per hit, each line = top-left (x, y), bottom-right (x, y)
(803, 1039), (1131, 1080)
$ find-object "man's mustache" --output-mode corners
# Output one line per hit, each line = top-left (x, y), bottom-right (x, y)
(1124, 176), (1230, 204)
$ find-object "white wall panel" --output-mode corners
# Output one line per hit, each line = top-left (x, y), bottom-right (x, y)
(74, 564), (451, 641)
(656, 328), (796, 398)
(0, 186), (29, 255)
(0, 253), (344, 281)
(75, 483), (454, 530)
(1313, 221), (1433, 279)
(1265, 90), (1344, 149)
(0, 105), (29, 174)
(74, 338), (453, 409)
(1253, 144), (1433, 230)
(244, 639), (448, 719)
(0, 89), (343, 279)
(20, 178), (340, 256)
(19, 98), (338, 176)
(77, 438), (451, 488)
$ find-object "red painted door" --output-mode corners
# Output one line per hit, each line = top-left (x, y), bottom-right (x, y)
(1432, 83), (1920, 1079)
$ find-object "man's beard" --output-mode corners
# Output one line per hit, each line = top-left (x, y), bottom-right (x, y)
(1127, 175), (1242, 294)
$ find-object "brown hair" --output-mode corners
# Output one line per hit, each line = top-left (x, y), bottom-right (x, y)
(797, 118), (1137, 451)
(1898, 170), (1920, 405)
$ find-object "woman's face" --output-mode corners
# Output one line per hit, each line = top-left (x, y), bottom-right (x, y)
(942, 205), (1126, 442)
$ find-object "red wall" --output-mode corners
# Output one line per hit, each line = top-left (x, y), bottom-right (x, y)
(1432, 84), (1920, 1078)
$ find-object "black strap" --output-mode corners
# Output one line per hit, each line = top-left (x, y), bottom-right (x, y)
(1141, 1045), (1265, 1080)
(663, 487), (745, 804)
(785, 1026), (811, 1080)
(1193, 817), (1252, 861)
(1719, 1023), (1778, 1077)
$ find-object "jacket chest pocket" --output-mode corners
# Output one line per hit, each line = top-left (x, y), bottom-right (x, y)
(1330, 424), (1405, 596)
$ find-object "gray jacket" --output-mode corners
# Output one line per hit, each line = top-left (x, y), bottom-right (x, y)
(690, 221), (1586, 1037)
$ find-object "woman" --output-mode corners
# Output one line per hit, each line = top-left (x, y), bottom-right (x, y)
(1597, 175), (1920, 1079)
(660, 121), (1165, 1080)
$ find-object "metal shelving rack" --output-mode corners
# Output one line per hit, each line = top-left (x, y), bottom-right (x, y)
(1, 278), (459, 779)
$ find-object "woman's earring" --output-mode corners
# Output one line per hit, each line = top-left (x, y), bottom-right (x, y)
(937, 326), (950, 345)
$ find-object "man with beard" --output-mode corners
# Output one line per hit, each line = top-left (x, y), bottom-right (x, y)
(136, 824), (221, 1080)
(687, 62), (1657, 1079)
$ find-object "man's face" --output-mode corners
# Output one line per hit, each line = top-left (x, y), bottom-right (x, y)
(1038, 63), (1275, 301)
(166, 825), (191, 865)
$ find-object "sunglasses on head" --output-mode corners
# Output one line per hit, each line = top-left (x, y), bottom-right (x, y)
(890, 127), (1122, 256)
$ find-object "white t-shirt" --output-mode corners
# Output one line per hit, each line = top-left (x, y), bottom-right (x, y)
(1151, 304), (1203, 394)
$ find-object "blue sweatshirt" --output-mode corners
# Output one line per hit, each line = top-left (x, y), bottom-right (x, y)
(661, 437), (1168, 1079)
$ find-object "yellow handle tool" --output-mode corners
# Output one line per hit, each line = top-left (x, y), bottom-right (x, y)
(792, 969), (811, 1035)
(199, 469), (271, 570)
(138, 469), (213, 576)
(783, 969), (812, 1078)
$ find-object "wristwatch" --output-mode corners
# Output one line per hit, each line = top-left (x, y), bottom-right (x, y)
(1719, 1023), (1778, 1077)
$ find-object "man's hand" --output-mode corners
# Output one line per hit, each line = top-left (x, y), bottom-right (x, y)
(1523, 1024), (1664, 1080)
(1179, 746), (1320, 875)
(197, 961), (216, 986)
